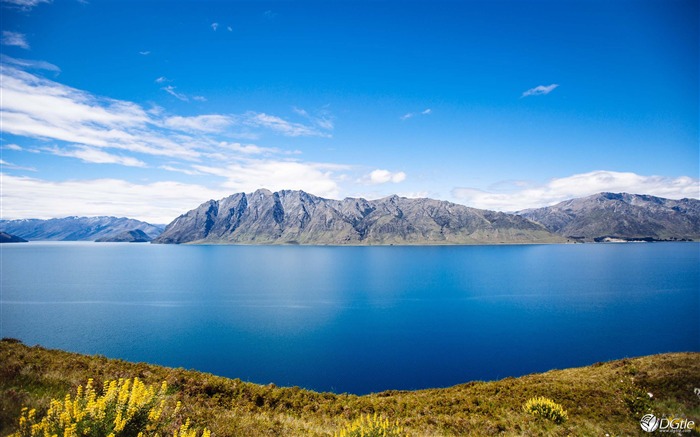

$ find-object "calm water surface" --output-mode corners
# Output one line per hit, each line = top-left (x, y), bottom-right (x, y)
(1, 242), (698, 394)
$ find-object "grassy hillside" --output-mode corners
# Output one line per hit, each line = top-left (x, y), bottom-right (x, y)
(1, 339), (698, 436)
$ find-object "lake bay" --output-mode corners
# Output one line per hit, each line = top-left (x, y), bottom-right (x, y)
(1, 242), (698, 395)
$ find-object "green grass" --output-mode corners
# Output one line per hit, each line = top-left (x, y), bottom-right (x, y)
(1, 339), (698, 436)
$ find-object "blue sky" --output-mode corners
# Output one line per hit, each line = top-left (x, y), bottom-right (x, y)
(1, 0), (698, 223)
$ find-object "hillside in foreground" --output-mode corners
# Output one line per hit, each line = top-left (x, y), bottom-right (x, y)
(1, 340), (698, 436)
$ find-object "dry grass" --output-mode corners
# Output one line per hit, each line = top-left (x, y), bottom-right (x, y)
(1, 339), (698, 436)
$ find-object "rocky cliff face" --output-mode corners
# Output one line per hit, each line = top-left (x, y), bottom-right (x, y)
(518, 192), (700, 241)
(0, 217), (164, 241)
(153, 189), (563, 245)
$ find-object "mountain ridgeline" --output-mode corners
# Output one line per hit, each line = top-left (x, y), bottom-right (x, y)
(153, 189), (564, 245)
(0, 216), (164, 242)
(518, 192), (700, 242)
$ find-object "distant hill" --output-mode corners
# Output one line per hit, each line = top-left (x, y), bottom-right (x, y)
(518, 192), (700, 242)
(153, 189), (563, 245)
(0, 217), (164, 241)
(95, 229), (152, 243)
(0, 232), (27, 243)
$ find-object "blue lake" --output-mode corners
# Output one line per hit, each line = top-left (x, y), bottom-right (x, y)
(1, 242), (698, 395)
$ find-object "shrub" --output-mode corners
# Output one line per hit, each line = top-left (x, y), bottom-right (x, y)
(523, 396), (568, 424)
(334, 413), (404, 437)
(9, 377), (210, 437)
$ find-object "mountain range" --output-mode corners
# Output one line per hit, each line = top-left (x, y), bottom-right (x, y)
(2, 191), (697, 244)
(519, 192), (700, 242)
(152, 189), (700, 245)
(153, 189), (562, 245)
(0, 216), (164, 242)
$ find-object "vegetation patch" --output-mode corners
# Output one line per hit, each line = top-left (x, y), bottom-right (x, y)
(522, 396), (568, 424)
(334, 413), (404, 437)
(1, 340), (699, 436)
(8, 377), (210, 437)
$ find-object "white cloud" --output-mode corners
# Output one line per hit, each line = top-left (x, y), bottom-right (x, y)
(211, 22), (219, 31)
(421, 108), (432, 115)
(155, 76), (169, 83)
(193, 159), (347, 199)
(227, 26), (233, 32)
(46, 145), (147, 167)
(451, 170), (700, 212)
(2, 31), (30, 49)
(1, 173), (230, 224)
(367, 169), (407, 184)
(522, 84), (559, 97)
(0, 64), (200, 160)
(193, 95), (207, 102)
(0, 63), (335, 166)
(1, 0), (50, 10)
(139, 51), (151, 56)
(217, 141), (279, 155)
(162, 85), (188, 101)
(159, 165), (202, 176)
(164, 115), (232, 133)
(4, 143), (23, 151)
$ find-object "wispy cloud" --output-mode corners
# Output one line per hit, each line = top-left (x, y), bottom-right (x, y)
(161, 85), (189, 101)
(0, 159), (36, 171)
(227, 26), (233, 32)
(0, 54), (60, 73)
(1, 62), (199, 160)
(401, 108), (432, 121)
(211, 22), (219, 31)
(2, 31), (30, 49)
(365, 169), (407, 184)
(1, 60), (335, 167)
(46, 145), (147, 167)
(155, 76), (169, 83)
(216, 141), (281, 155)
(164, 115), (232, 133)
(293, 106), (335, 131)
(159, 165), (203, 176)
(243, 112), (332, 137)
(1, 0), (50, 11)
(193, 95), (207, 102)
(139, 51), (151, 56)
(521, 84), (559, 97)
(451, 170), (700, 211)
